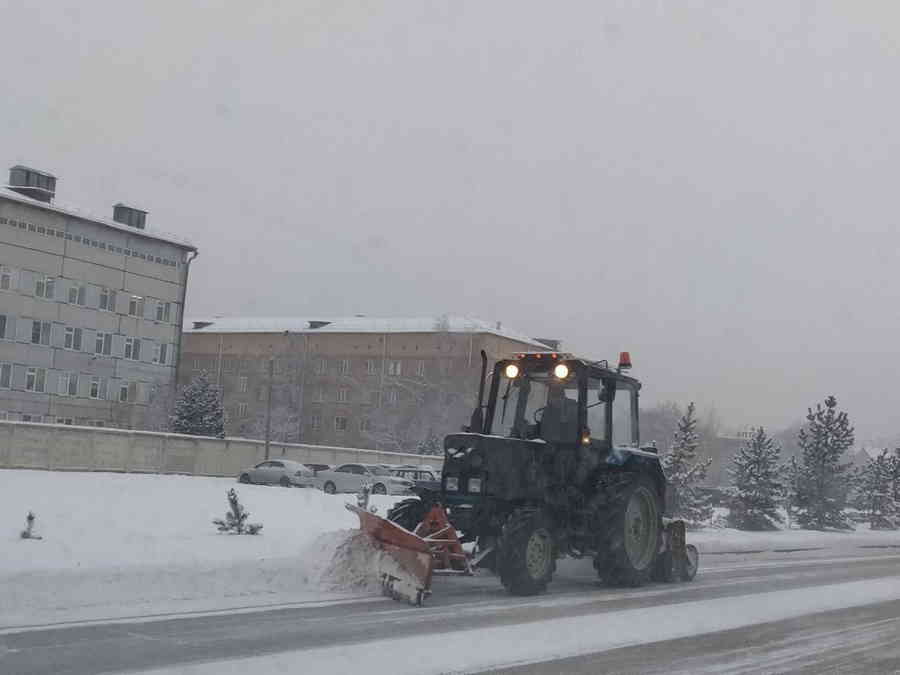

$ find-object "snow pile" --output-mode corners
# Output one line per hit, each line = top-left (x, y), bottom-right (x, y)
(303, 530), (386, 593)
(0, 469), (402, 628)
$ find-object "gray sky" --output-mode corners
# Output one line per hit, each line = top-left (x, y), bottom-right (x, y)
(4, 1), (900, 442)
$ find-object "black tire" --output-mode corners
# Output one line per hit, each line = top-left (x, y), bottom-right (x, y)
(239, 473), (251, 484)
(593, 473), (663, 587)
(279, 476), (291, 488)
(372, 483), (387, 495)
(387, 498), (427, 532)
(323, 481), (337, 494)
(496, 509), (556, 596)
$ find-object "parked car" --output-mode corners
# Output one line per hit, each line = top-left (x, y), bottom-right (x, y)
(238, 459), (315, 487)
(390, 466), (441, 492)
(316, 463), (415, 495)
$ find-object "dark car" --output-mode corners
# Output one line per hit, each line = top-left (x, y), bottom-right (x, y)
(305, 463), (332, 474)
(390, 466), (441, 493)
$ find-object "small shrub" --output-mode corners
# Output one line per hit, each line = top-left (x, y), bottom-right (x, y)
(213, 489), (263, 535)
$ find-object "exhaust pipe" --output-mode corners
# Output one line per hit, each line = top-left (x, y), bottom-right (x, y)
(468, 350), (488, 433)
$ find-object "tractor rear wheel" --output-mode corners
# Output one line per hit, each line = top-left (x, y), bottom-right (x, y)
(386, 498), (427, 532)
(497, 510), (555, 596)
(594, 474), (662, 587)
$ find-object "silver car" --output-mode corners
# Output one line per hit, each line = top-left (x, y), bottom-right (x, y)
(238, 459), (315, 487)
(316, 463), (414, 495)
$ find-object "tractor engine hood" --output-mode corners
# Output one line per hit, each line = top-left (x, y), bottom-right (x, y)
(442, 433), (552, 501)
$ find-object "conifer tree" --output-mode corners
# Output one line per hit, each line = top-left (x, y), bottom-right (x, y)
(416, 429), (443, 456)
(794, 395), (854, 530)
(171, 371), (226, 438)
(853, 450), (899, 530)
(662, 402), (713, 526)
(212, 489), (262, 535)
(727, 427), (783, 530)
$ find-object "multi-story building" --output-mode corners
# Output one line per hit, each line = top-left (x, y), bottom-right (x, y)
(181, 316), (554, 451)
(0, 165), (198, 427)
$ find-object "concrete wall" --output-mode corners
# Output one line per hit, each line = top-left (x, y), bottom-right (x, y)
(0, 420), (443, 476)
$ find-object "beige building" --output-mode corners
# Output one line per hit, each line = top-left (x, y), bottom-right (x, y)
(0, 165), (197, 427)
(181, 316), (555, 451)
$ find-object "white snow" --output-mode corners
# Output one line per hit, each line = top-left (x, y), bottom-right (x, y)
(138, 575), (900, 675)
(0, 469), (401, 628)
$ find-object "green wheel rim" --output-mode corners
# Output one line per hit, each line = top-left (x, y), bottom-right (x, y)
(624, 486), (658, 570)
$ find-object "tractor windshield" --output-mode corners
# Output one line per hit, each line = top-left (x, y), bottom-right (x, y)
(490, 372), (580, 443)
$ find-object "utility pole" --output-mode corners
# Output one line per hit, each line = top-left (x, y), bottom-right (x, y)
(264, 357), (274, 460)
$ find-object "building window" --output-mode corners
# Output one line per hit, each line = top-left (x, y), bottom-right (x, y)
(155, 301), (172, 323)
(387, 388), (399, 405)
(368, 390), (381, 406)
(416, 360), (426, 377)
(314, 387), (325, 403)
(310, 415), (321, 431)
(57, 417), (74, 425)
(59, 372), (78, 397)
(26, 367), (47, 393)
(237, 403), (248, 418)
(124, 337), (141, 360)
(314, 358), (327, 375)
(68, 283), (86, 306)
(366, 359), (378, 375)
(35, 277), (55, 299)
(337, 388), (349, 403)
(192, 359), (201, 370)
(64, 327), (83, 351)
(95, 332), (112, 356)
(0, 363), (11, 389)
(99, 288), (116, 312)
(128, 296), (144, 317)
(153, 343), (169, 365)
(0, 266), (12, 290)
(90, 377), (106, 400)
(119, 383), (129, 402)
(334, 416), (348, 432)
(360, 418), (372, 432)
(387, 360), (402, 376)
(337, 358), (351, 375)
(31, 320), (51, 346)
(0, 314), (6, 339)
(239, 376), (248, 393)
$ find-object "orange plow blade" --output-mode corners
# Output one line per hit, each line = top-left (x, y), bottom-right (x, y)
(346, 504), (434, 606)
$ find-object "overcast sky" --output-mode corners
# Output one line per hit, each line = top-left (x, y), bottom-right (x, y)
(3, 1), (899, 442)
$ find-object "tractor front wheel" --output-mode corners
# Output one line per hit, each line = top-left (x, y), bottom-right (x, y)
(594, 474), (662, 587)
(386, 498), (427, 532)
(497, 510), (555, 596)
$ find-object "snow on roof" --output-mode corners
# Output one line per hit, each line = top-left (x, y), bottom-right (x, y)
(185, 315), (551, 348)
(0, 187), (196, 250)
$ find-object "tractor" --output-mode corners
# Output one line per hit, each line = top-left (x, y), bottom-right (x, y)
(348, 350), (697, 604)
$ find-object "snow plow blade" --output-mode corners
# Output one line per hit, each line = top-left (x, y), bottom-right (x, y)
(346, 503), (433, 606)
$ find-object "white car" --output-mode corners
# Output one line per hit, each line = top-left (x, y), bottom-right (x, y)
(238, 459), (316, 487)
(316, 463), (415, 495)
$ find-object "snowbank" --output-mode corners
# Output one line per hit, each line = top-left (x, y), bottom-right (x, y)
(0, 469), (402, 628)
(691, 524), (900, 554)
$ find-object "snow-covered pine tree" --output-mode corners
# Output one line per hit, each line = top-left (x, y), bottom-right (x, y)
(853, 450), (899, 530)
(662, 402), (713, 527)
(170, 371), (226, 438)
(416, 429), (443, 456)
(794, 395), (855, 530)
(726, 427), (783, 530)
(212, 488), (262, 535)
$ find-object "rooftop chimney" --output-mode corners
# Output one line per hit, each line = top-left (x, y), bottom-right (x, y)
(113, 203), (147, 230)
(7, 165), (56, 203)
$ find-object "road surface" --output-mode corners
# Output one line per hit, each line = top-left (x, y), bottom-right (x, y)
(2, 544), (900, 674)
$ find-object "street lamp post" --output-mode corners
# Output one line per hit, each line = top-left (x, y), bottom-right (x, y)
(264, 357), (274, 460)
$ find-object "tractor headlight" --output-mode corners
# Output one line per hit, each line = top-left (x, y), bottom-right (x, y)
(468, 478), (482, 493)
(445, 476), (459, 492)
(504, 363), (520, 379)
(554, 363), (569, 379)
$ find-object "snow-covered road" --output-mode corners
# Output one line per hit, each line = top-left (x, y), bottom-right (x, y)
(4, 546), (900, 674)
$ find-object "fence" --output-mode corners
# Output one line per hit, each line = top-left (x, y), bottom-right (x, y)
(0, 421), (443, 476)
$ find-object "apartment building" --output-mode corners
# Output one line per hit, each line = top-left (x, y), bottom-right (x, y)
(181, 316), (554, 451)
(0, 165), (198, 427)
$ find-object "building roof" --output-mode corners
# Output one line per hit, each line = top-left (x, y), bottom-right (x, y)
(0, 186), (196, 250)
(185, 315), (551, 349)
